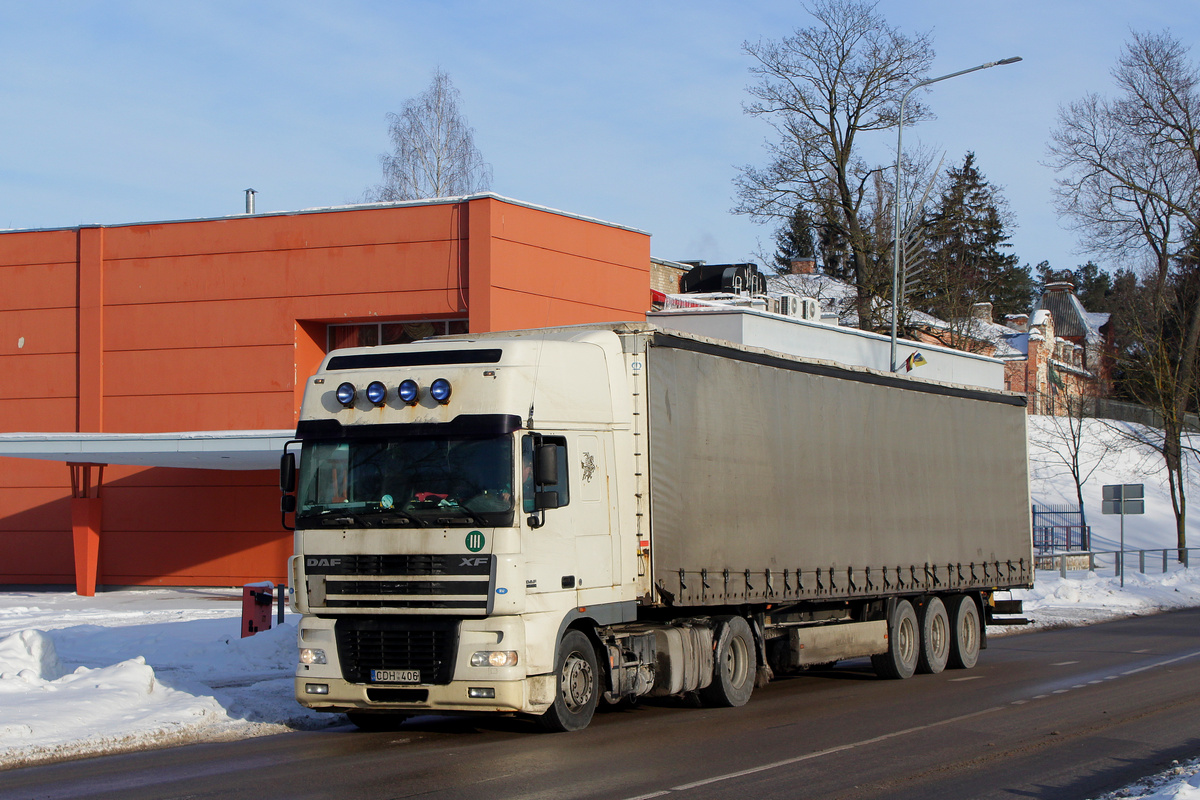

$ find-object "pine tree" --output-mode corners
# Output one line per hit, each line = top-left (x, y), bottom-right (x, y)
(772, 205), (817, 274)
(913, 153), (1031, 337)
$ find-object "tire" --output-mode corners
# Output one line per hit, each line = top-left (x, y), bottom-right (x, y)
(346, 711), (409, 731)
(539, 630), (599, 732)
(699, 615), (756, 707)
(916, 596), (950, 674)
(947, 594), (981, 670)
(872, 599), (919, 680)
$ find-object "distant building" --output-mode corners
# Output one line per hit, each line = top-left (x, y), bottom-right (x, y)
(764, 267), (1113, 415)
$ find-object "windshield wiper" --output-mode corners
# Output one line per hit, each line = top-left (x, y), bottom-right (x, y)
(434, 503), (489, 526)
(370, 509), (428, 528)
(301, 507), (374, 528)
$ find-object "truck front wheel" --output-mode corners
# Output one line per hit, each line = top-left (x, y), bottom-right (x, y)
(539, 629), (599, 732)
(700, 615), (756, 707)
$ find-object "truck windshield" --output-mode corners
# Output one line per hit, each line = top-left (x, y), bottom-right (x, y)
(295, 434), (514, 529)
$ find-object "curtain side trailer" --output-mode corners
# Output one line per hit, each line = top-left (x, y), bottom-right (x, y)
(282, 323), (1032, 731)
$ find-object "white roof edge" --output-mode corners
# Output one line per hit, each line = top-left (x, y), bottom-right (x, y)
(0, 430), (295, 471)
(0, 193), (650, 238)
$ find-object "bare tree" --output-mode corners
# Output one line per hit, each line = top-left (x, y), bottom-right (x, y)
(365, 69), (492, 202)
(1035, 397), (1118, 543)
(735, 0), (934, 331)
(1049, 31), (1200, 555)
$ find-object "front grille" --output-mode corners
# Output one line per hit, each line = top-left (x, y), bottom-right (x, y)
(310, 554), (492, 577)
(335, 616), (458, 685)
(307, 554), (493, 614)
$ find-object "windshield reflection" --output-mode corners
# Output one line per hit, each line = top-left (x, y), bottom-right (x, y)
(295, 434), (514, 529)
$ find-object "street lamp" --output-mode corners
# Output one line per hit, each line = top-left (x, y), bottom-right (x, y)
(889, 56), (1022, 373)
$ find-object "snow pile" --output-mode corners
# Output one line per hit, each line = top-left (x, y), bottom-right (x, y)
(1095, 758), (1200, 799)
(1008, 567), (1200, 630)
(0, 590), (335, 768)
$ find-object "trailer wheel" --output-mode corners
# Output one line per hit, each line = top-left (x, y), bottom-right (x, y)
(539, 630), (599, 732)
(916, 596), (950, 674)
(700, 615), (756, 707)
(872, 599), (918, 679)
(947, 594), (981, 670)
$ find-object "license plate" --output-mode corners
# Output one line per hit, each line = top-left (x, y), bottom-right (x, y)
(370, 669), (421, 683)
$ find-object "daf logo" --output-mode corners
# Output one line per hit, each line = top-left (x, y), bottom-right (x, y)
(460, 557), (489, 567)
(306, 557), (342, 568)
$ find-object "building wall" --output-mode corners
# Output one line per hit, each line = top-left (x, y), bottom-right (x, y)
(0, 196), (650, 586)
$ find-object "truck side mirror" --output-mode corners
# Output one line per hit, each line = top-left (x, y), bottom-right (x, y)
(535, 444), (558, 486)
(280, 453), (296, 493)
(281, 494), (296, 513)
(534, 491), (560, 511)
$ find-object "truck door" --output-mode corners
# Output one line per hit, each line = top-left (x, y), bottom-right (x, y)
(574, 434), (614, 590)
(523, 433), (613, 594)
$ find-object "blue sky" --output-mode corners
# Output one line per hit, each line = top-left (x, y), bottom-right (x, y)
(1, 1), (1194, 276)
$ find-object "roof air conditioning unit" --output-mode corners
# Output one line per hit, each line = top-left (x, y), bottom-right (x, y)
(775, 293), (800, 317)
(798, 298), (820, 321)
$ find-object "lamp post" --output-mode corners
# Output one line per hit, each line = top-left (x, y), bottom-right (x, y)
(889, 56), (1022, 373)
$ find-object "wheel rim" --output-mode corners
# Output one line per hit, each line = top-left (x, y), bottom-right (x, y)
(561, 650), (594, 713)
(724, 634), (749, 687)
(959, 607), (978, 655)
(898, 614), (917, 665)
(932, 611), (948, 657)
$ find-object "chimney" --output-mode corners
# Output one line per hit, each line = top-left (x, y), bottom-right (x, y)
(245, 188), (257, 214)
(790, 259), (816, 275)
(1005, 313), (1029, 332)
(971, 302), (993, 323)
(1044, 281), (1074, 293)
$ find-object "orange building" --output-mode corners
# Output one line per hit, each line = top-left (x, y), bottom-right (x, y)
(0, 194), (651, 593)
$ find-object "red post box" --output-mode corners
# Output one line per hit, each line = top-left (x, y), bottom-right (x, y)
(241, 581), (275, 638)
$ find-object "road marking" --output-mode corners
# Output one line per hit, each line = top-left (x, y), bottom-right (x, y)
(1133, 648), (1151, 653)
(1051, 661), (1079, 666)
(619, 706), (1004, 799)
(949, 676), (983, 682)
(619, 648), (1200, 800)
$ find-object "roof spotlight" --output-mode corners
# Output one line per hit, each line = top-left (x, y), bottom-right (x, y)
(430, 378), (452, 404)
(366, 381), (388, 406)
(335, 382), (357, 407)
(398, 379), (420, 406)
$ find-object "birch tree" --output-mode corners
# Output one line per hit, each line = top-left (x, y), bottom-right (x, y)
(365, 69), (492, 202)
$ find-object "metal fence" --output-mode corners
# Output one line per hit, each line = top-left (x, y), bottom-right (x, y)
(1037, 548), (1197, 577)
(1031, 504), (1090, 553)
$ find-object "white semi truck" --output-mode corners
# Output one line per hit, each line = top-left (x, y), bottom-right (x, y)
(280, 322), (1032, 731)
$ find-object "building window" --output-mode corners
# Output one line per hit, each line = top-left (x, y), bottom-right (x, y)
(327, 319), (468, 351)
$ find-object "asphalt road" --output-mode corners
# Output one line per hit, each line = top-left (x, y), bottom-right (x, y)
(4, 609), (1200, 800)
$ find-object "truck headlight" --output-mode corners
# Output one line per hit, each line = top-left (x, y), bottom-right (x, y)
(471, 650), (518, 668)
(335, 383), (356, 407)
(300, 648), (327, 665)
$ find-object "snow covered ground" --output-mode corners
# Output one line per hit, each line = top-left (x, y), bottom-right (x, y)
(0, 414), (1197, 798)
